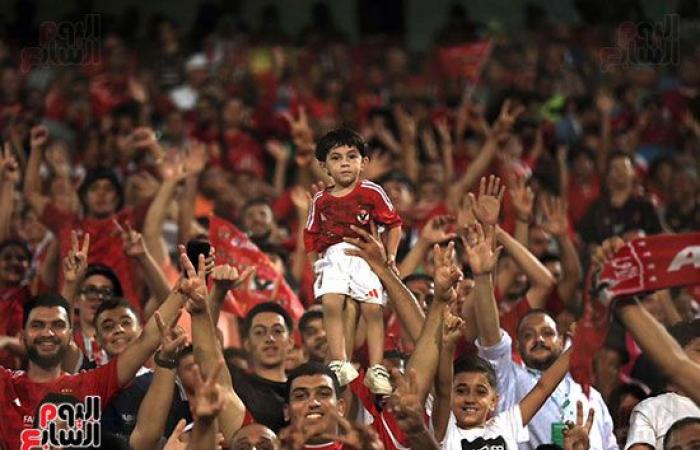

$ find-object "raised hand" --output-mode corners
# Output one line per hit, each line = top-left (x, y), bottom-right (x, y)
(319, 408), (385, 450)
(183, 141), (209, 177)
(113, 219), (147, 258)
(432, 241), (463, 302)
(343, 223), (388, 271)
(493, 99), (525, 135)
(456, 194), (478, 229)
(191, 359), (226, 419)
(0, 142), (20, 184)
(541, 196), (568, 237)
(210, 263), (254, 292)
(282, 107), (315, 163)
(563, 401), (595, 450)
(30, 125), (48, 150)
(387, 368), (425, 436)
(509, 176), (534, 222)
(393, 105), (417, 141)
(279, 417), (328, 450)
(461, 222), (501, 276)
(469, 175), (506, 226)
(420, 215), (457, 245)
(266, 140), (291, 164)
(310, 180), (329, 196)
(63, 230), (90, 283)
(178, 245), (209, 314)
(155, 310), (187, 361)
(442, 310), (466, 348)
(591, 236), (625, 267)
(289, 186), (312, 213)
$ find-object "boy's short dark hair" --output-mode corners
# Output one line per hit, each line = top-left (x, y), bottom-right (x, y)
(93, 298), (140, 329)
(453, 355), (498, 391)
(83, 264), (124, 297)
(241, 302), (294, 338)
(287, 361), (341, 401)
(23, 293), (72, 328)
(315, 128), (367, 162)
(298, 309), (324, 333)
(664, 417), (700, 449)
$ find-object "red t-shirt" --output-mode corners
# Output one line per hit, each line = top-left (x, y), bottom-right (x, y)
(304, 180), (402, 253)
(0, 357), (121, 450)
(0, 286), (30, 369)
(41, 202), (150, 316)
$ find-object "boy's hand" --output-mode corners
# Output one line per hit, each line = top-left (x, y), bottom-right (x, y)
(432, 241), (463, 302)
(470, 175), (506, 226)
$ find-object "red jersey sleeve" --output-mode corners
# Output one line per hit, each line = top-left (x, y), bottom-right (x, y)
(361, 181), (401, 228)
(73, 356), (121, 408)
(303, 192), (323, 253)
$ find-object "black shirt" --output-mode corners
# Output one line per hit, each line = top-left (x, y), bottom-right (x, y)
(577, 194), (662, 244)
(229, 364), (289, 432)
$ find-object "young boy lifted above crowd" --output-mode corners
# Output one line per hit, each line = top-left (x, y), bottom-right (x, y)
(304, 128), (402, 394)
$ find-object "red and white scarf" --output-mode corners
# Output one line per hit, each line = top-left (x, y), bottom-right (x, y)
(572, 232), (700, 394)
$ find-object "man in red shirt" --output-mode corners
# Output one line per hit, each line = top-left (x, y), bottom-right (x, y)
(0, 239), (32, 369)
(0, 284), (185, 450)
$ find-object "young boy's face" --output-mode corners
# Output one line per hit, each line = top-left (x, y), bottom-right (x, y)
(322, 145), (367, 188)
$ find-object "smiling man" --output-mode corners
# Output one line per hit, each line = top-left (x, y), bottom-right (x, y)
(229, 302), (295, 432)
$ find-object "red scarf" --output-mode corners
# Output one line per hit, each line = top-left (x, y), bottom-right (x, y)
(572, 232), (700, 394)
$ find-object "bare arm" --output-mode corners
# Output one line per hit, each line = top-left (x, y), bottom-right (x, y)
(143, 178), (180, 265)
(519, 346), (572, 425)
(266, 141), (290, 197)
(496, 225), (555, 308)
(183, 250), (248, 442)
(433, 312), (464, 441)
(398, 216), (456, 278)
(0, 143), (19, 241)
(385, 224), (402, 264)
(130, 313), (185, 450)
(289, 187), (310, 284)
(446, 137), (498, 213)
(542, 197), (582, 305)
(23, 126), (50, 217)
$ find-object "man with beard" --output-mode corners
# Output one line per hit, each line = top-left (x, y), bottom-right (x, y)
(298, 308), (328, 363)
(475, 306), (618, 450)
(0, 276), (187, 450)
(241, 198), (287, 247)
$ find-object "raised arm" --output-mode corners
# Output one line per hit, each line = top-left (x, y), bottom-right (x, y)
(207, 264), (252, 325)
(463, 223), (502, 347)
(117, 288), (186, 387)
(265, 140), (291, 197)
(343, 224), (425, 343)
(433, 311), (466, 441)
(23, 125), (50, 216)
(181, 247), (248, 442)
(508, 175), (534, 246)
(0, 143), (20, 241)
(519, 345), (572, 425)
(289, 186), (311, 284)
(186, 361), (226, 450)
(398, 215), (456, 278)
(114, 221), (172, 320)
(129, 312), (187, 450)
(495, 225), (555, 308)
(388, 369), (441, 450)
(541, 197), (582, 305)
(594, 237), (700, 404)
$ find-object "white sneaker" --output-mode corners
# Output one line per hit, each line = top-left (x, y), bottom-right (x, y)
(328, 360), (359, 386)
(364, 364), (392, 395)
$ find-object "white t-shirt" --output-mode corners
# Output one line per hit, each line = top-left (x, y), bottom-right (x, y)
(441, 405), (529, 450)
(625, 392), (700, 450)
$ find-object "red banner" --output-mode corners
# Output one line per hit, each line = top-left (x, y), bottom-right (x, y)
(437, 40), (492, 81)
(209, 215), (305, 321)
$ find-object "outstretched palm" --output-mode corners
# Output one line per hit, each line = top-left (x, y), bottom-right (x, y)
(462, 222), (500, 275)
(471, 175), (506, 226)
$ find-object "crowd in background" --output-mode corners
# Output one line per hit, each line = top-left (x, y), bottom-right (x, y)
(0, 1), (699, 449)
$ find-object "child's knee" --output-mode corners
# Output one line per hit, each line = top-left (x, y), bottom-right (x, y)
(322, 294), (345, 314)
(361, 302), (383, 319)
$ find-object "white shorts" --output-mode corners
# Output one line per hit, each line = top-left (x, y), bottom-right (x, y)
(313, 242), (385, 305)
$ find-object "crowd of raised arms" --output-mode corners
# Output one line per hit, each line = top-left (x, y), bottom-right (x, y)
(0, 2), (698, 450)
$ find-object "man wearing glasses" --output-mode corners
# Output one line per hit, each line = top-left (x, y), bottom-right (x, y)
(73, 264), (123, 370)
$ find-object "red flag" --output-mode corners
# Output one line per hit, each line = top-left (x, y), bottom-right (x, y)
(209, 215), (305, 321)
(572, 232), (700, 394)
(438, 41), (492, 81)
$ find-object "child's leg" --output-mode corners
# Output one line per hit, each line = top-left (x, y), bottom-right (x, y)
(322, 293), (347, 362)
(343, 299), (360, 360)
(360, 302), (385, 367)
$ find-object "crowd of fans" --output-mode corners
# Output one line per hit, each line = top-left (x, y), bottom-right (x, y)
(0, 1), (698, 449)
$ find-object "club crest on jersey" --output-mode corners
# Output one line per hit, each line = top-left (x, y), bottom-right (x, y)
(356, 209), (370, 225)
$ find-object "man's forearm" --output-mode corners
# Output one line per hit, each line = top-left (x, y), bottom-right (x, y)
(130, 367), (177, 450)
(556, 234), (582, 303)
(406, 296), (446, 403)
(405, 426), (441, 450)
(138, 252), (173, 320)
(186, 416), (217, 450)
(374, 264), (425, 342)
(398, 239), (430, 278)
(191, 310), (246, 441)
(473, 275), (501, 347)
(117, 292), (185, 386)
